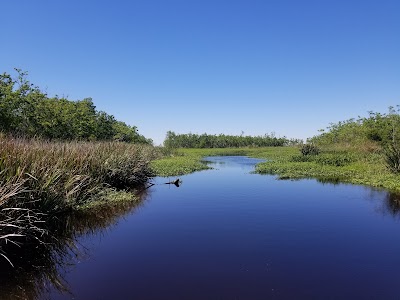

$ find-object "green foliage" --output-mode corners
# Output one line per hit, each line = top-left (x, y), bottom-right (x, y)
(309, 106), (400, 150)
(315, 152), (356, 166)
(309, 106), (400, 174)
(383, 142), (400, 174)
(151, 156), (210, 177)
(0, 69), (151, 144)
(291, 155), (315, 162)
(163, 131), (297, 148)
(255, 146), (400, 192)
(300, 144), (320, 156)
(292, 151), (356, 166)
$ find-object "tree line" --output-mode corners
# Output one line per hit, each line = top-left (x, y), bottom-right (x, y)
(164, 131), (301, 148)
(0, 69), (151, 144)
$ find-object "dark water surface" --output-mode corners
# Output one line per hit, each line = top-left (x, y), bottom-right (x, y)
(4, 156), (400, 299)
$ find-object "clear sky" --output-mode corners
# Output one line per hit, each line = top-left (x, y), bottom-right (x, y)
(2, 0), (399, 145)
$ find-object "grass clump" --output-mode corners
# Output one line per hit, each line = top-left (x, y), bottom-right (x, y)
(315, 152), (357, 166)
(151, 156), (209, 177)
(291, 151), (357, 166)
(300, 144), (320, 156)
(0, 136), (158, 265)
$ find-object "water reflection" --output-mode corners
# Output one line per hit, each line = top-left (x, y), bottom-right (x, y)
(384, 193), (400, 216)
(0, 189), (149, 300)
(316, 176), (345, 184)
(366, 190), (400, 218)
(289, 176), (400, 217)
(165, 178), (182, 187)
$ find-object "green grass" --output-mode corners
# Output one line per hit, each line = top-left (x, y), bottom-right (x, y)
(75, 189), (139, 210)
(151, 156), (210, 177)
(254, 148), (400, 193)
(0, 136), (159, 265)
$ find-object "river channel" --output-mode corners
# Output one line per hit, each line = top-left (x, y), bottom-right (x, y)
(2, 156), (400, 299)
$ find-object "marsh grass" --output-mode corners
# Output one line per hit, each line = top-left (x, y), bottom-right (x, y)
(151, 156), (210, 177)
(0, 136), (158, 266)
(255, 146), (400, 192)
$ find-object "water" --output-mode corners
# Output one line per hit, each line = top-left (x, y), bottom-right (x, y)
(2, 156), (400, 299)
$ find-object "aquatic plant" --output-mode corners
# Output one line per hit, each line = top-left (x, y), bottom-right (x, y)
(151, 155), (209, 177)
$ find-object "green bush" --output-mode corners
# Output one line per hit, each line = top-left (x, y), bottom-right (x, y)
(315, 153), (356, 166)
(384, 143), (400, 174)
(290, 155), (315, 162)
(0, 69), (151, 144)
(300, 144), (320, 156)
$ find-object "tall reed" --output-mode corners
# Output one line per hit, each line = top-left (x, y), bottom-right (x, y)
(0, 136), (158, 265)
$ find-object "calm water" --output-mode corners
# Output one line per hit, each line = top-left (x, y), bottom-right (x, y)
(3, 156), (400, 299)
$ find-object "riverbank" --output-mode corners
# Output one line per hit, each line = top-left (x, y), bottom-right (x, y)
(151, 147), (400, 193)
(0, 136), (159, 266)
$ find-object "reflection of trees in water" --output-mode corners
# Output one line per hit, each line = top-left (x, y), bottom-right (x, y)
(381, 192), (400, 217)
(365, 189), (400, 218)
(0, 188), (149, 300)
(316, 176), (345, 185)
(315, 179), (400, 218)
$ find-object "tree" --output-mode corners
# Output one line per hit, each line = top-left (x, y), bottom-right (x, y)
(0, 69), (151, 144)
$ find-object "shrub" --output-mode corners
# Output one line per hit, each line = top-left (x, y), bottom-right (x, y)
(290, 155), (315, 162)
(384, 142), (400, 174)
(300, 144), (320, 156)
(315, 153), (356, 167)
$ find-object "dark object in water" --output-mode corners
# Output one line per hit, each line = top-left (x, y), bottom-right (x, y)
(165, 179), (181, 187)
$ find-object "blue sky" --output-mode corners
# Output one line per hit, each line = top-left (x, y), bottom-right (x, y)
(2, 0), (399, 144)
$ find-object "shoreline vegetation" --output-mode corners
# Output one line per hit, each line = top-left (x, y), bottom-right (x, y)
(152, 146), (400, 193)
(0, 136), (159, 267)
(1, 69), (400, 274)
(154, 108), (400, 194)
